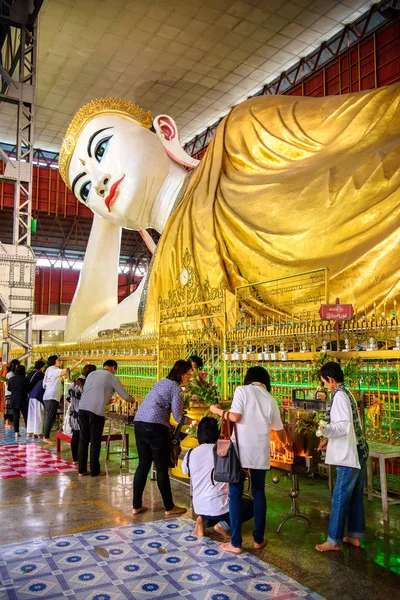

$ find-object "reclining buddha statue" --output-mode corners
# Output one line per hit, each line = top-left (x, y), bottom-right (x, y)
(59, 84), (400, 341)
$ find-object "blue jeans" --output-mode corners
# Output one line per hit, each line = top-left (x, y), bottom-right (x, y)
(328, 450), (367, 546)
(229, 469), (266, 548)
(200, 497), (254, 532)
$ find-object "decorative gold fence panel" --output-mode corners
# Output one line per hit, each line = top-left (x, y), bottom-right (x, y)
(31, 333), (158, 402)
(235, 268), (329, 324)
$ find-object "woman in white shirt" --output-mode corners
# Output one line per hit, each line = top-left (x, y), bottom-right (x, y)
(210, 366), (287, 554)
(315, 362), (369, 552)
(42, 355), (84, 443)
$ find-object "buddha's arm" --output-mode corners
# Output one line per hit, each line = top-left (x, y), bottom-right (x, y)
(64, 215), (121, 341)
(76, 277), (147, 340)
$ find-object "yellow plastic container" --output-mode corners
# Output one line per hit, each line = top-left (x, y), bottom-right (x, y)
(170, 458), (189, 479)
(181, 436), (199, 449)
(170, 405), (208, 428)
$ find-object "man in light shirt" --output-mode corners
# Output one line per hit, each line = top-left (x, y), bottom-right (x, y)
(78, 359), (133, 477)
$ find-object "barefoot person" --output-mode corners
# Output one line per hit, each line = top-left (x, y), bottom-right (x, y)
(8, 365), (29, 439)
(42, 355), (85, 443)
(26, 360), (46, 438)
(210, 366), (287, 554)
(66, 364), (97, 464)
(78, 360), (132, 477)
(27, 360), (46, 392)
(132, 360), (192, 517)
(182, 417), (253, 539)
(4, 359), (20, 428)
(315, 362), (369, 553)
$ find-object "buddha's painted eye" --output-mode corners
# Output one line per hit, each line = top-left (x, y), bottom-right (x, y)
(94, 135), (112, 163)
(80, 181), (92, 202)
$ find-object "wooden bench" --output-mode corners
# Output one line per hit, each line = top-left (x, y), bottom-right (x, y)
(56, 430), (129, 455)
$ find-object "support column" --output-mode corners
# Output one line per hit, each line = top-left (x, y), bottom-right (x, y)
(0, 0), (43, 366)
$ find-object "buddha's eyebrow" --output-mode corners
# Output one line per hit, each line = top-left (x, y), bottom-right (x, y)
(72, 172), (85, 196)
(87, 126), (113, 157)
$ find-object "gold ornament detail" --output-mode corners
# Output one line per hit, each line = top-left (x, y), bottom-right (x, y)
(366, 396), (381, 429)
(158, 248), (226, 323)
(59, 97), (153, 188)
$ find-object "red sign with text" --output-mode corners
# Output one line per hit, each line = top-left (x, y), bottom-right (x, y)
(319, 303), (354, 321)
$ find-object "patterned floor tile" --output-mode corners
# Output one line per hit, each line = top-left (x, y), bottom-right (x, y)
(73, 588), (124, 600)
(0, 518), (325, 600)
(12, 576), (63, 599)
(0, 444), (77, 479)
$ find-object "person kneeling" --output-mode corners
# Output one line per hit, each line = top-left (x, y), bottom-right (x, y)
(182, 417), (253, 539)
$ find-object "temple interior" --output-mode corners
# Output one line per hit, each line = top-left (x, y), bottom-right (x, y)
(0, 1), (399, 600)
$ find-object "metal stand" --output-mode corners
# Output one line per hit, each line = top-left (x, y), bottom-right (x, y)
(328, 464), (334, 497)
(276, 473), (311, 533)
(105, 414), (137, 468)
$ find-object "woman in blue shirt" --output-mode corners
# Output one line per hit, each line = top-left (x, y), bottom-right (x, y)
(133, 359), (192, 516)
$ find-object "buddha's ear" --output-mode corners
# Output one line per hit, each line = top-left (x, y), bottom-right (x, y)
(153, 114), (199, 170)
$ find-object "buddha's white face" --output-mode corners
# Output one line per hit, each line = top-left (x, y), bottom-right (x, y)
(68, 115), (171, 230)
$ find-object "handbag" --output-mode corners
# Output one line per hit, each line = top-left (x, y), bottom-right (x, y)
(213, 411), (243, 484)
(62, 405), (73, 437)
(169, 415), (185, 469)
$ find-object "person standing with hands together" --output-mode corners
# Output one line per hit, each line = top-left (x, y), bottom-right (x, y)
(42, 355), (85, 444)
(78, 360), (133, 477)
(315, 362), (369, 553)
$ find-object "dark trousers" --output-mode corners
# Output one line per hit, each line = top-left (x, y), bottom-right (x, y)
(133, 421), (174, 511)
(4, 399), (13, 423)
(71, 429), (80, 462)
(229, 469), (267, 548)
(43, 399), (58, 439)
(12, 408), (27, 434)
(200, 497), (254, 529)
(78, 409), (105, 476)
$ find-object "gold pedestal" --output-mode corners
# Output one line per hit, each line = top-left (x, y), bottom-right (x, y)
(170, 459), (188, 479)
(181, 436), (198, 449)
(171, 405), (208, 428)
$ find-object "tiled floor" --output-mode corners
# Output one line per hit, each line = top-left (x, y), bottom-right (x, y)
(0, 425), (41, 447)
(0, 420), (398, 599)
(0, 444), (77, 480)
(0, 517), (324, 600)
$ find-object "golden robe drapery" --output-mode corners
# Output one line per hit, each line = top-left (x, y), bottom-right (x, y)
(142, 84), (400, 332)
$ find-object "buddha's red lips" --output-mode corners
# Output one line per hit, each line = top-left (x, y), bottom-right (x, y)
(105, 175), (125, 211)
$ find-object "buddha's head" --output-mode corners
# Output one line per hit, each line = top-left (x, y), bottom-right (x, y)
(59, 98), (197, 230)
